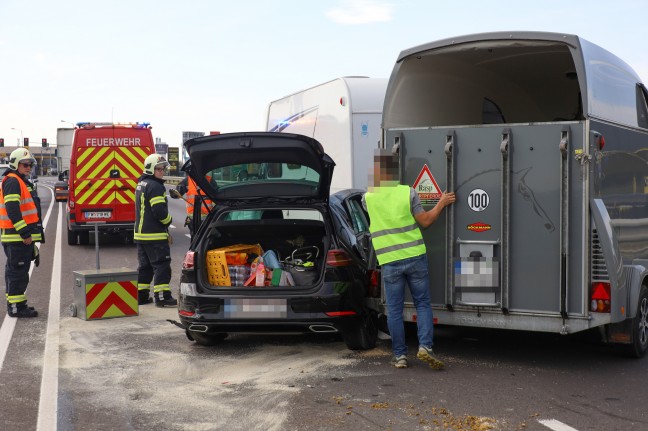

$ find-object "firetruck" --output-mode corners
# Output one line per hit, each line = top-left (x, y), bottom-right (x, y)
(66, 122), (155, 245)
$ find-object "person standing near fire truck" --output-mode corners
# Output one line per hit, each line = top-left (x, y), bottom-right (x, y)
(134, 154), (177, 307)
(0, 148), (43, 318)
(176, 176), (213, 237)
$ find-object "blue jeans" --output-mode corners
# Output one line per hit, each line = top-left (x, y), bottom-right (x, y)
(382, 254), (434, 357)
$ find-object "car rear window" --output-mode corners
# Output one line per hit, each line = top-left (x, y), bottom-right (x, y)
(221, 209), (323, 221)
(205, 162), (320, 189)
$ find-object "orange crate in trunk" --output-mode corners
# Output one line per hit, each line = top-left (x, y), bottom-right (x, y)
(206, 244), (263, 286)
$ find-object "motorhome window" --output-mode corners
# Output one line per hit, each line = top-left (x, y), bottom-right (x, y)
(636, 84), (648, 129)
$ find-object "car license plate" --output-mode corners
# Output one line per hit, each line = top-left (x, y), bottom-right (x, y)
(85, 211), (112, 219)
(224, 298), (287, 318)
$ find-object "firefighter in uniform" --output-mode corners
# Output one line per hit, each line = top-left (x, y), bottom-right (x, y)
(176, 176), (213, 237)
(0, 148), (43, 318)
(134, 154), (177, 307)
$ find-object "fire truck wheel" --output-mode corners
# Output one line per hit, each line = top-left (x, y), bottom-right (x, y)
(67, 228), (78, 245)
(79, 231), (90, 245)
(622, 286), (648, 358)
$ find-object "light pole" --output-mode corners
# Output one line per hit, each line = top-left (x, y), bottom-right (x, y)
(11, 127), (23, 146)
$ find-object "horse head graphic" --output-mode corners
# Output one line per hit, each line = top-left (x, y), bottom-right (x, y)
(456, 166), (555, 232)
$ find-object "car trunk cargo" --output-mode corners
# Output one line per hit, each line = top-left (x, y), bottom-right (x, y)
(199, 215), (329, 289)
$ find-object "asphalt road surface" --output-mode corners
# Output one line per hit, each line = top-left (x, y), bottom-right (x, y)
(0, 177), (646, 431)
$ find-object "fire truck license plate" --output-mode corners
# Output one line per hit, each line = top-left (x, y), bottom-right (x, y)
(85, 211), (112, 219)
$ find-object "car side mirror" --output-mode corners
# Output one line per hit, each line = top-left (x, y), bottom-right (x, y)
(169, 189), (182, 199)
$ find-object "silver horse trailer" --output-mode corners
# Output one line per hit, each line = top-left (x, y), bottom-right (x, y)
(378, 31), (648, 357)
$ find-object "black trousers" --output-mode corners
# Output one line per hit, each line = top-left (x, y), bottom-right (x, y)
(136, 242), (172, 298)
(3, 242), (34, 311)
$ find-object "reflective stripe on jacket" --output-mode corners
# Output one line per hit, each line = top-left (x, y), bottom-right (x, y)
(365, 185), (426, 265)
(0, 173), (43, 243)
(134, 175), (171, 243)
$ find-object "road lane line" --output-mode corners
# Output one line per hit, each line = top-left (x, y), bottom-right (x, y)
(538, 419), (580, 431)
(37, 200), (63, 430)
(0, 185), (55, 371)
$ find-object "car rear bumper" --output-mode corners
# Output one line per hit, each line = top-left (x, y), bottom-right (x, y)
(178, 293), (361, 334)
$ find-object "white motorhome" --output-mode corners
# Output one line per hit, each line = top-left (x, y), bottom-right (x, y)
(265, 77), (387, 192)
(56, 127), (74, 173)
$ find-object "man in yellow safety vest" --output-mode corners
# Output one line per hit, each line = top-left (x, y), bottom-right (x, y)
(364, 149), (455, 370)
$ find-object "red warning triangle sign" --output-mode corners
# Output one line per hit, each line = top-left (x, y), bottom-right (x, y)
(412, 164), (442, 200)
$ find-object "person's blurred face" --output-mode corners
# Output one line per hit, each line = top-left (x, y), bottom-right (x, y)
(154, 165), (166, 179)
(18, 161), (33, 176)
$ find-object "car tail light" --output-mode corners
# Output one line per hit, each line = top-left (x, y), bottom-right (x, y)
(183, 251), (195, 270)
(179, 309), (195, 317)
(325, 311), (357, 317)
(326, 249), (352, 267)
(590, 282), (611, 313)
(367, 269), (380, 297)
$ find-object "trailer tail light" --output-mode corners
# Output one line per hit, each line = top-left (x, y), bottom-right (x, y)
(183, 251), (195, 270)
(326, 249), (352, 267)
(594, 133), (605, 151)
(590, 282), (611, 313)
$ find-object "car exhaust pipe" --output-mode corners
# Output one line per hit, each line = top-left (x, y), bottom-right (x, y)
(308, 324), (338, 333)
(188, 324), (209, 333)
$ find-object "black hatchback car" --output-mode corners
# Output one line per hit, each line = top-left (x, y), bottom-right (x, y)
(175, 132), (379, 350)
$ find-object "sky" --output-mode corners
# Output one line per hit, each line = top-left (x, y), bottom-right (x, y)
(1, 0), (647, 149)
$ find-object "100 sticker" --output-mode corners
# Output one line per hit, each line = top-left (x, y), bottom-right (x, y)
(468, 189), (489, 211)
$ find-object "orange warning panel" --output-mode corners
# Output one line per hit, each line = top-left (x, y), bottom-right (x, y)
(73, 269), (139, 320)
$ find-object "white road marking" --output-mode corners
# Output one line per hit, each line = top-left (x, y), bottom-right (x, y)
(169, 224), (176, 229)
(0, 185), (55, 371)
(37, 200), (63, 430)
(538, 419), (580, 431)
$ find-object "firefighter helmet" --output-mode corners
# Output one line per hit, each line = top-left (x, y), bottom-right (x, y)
(9, 148), (37, 170)
(143, 154), (169, 175)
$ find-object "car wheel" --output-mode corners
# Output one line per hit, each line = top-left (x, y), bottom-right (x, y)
(621, 286), (648, 358)
(342, 308), (378, 350)
(67, 228), (78, 245)
(187, 330), (228, 346)
(79, 231), (90, 245)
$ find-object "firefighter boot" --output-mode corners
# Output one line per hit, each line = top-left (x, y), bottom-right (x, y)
(138, 290), (153, 305)
(8, 303), (38, 318)
(155, 292), (178, 308)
